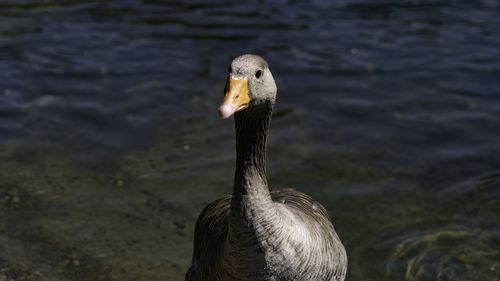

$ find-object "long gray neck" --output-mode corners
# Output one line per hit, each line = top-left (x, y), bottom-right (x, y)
(225, 103), (294, 278)
(232, 104), (273, 202)
(225, 103), (275, 274)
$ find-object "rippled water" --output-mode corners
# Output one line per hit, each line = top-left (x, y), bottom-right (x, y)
(1, 1), (499, 280)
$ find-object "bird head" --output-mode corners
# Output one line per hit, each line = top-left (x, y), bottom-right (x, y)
(219, 54), (277, 119)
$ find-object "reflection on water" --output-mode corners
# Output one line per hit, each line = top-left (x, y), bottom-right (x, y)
(1, 0), (500, 280)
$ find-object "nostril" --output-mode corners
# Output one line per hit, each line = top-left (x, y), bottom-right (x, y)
(234, 95), (239, 100)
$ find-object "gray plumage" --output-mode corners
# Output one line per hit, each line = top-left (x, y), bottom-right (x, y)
(186, 54), (347, 281)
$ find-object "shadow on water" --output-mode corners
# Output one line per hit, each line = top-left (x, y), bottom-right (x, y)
(1, 0), (500, 280)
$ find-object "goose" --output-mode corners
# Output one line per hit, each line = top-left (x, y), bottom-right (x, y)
(186, 54), (347, 281)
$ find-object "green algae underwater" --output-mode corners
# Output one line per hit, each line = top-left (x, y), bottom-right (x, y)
(1, 133), (499, 280)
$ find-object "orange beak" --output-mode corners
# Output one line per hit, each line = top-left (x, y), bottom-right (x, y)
(218, 78), (250, 119)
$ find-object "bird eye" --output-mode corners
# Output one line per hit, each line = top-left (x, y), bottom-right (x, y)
(255, 69), (263, 79)
(228, 66), (232, 73)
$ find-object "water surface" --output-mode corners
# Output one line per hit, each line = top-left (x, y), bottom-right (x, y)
(1, 1), (500, 280)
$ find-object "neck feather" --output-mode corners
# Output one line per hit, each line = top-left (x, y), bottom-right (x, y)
(225, 103), (282, 270)
(232, 103), (273, 201)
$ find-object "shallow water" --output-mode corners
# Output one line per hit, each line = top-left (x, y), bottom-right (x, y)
(1, 0), (500, 280)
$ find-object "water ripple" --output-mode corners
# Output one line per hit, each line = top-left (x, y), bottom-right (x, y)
(381, 223), (500, 281)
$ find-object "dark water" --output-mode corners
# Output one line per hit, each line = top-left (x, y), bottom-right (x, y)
(1, 0), (500, 280)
